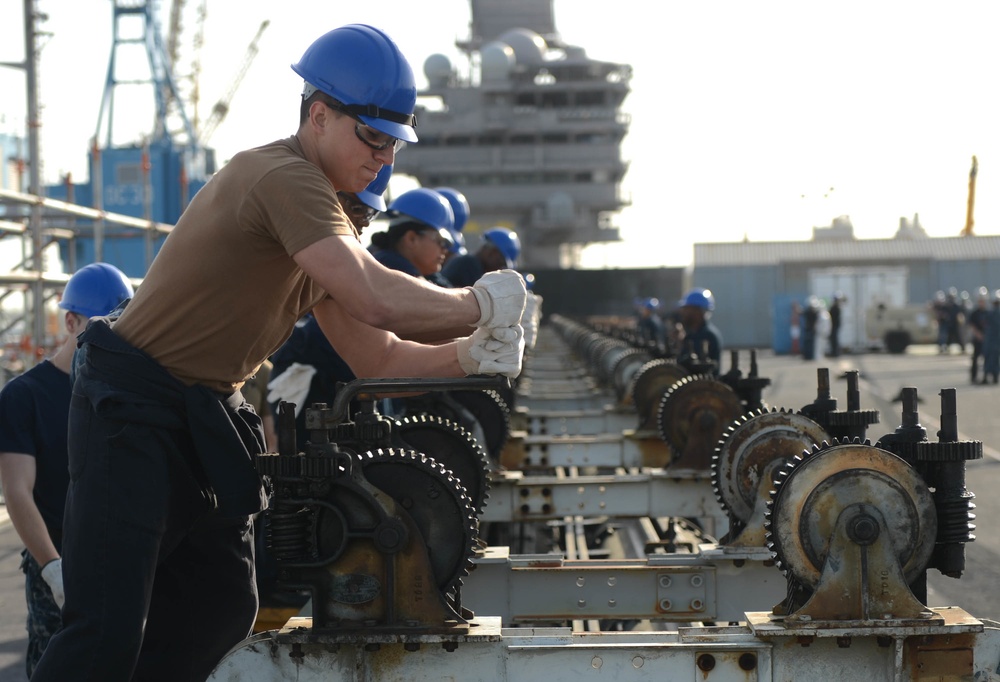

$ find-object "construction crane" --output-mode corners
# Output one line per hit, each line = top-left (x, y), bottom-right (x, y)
(962, 155), (977, 236)
(199, 19), (269, 145)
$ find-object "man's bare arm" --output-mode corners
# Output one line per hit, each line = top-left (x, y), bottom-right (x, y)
(311, 297), (465, 379)
(0, 453), (59, 566)
(294, 235), (481, 335)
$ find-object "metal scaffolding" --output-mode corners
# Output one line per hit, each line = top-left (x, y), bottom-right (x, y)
(0, 1), (167, 373)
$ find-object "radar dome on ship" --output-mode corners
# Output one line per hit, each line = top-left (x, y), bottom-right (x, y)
(480, 41), (515, 81)
(498, 28), (547, 65)
(423, 53), (453, 88)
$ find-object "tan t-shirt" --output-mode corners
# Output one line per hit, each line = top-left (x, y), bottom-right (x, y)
(113, 136), (357, 393)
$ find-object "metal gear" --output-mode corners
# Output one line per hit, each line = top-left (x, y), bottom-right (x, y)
(764, 439), (937, 588)
(447, 389), (512, 463)
(657, 374), (744, 468)
(609, 347), (653, 403)
(359, 448), (480, 598)
(628, 358), (688, 430)
(712, 408), (829, 523)
(393, 414), (492, 514)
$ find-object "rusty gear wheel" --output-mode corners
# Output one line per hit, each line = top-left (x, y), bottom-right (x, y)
(628, 358), (688, 430)
(447, 389), (511, 463)
(657, 374), (744, 468)
(764, 439), (936, 588)
(393, 414), (491, 514)
(359, 448), (479, 597)
(712, 408), (829, 523)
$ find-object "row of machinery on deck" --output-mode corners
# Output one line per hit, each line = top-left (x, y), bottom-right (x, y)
(208, 314), (997, 680)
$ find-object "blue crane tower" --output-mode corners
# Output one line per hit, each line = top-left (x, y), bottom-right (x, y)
(46, 0), (216, 278)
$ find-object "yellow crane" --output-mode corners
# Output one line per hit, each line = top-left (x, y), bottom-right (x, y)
(962, 155), (977, 236)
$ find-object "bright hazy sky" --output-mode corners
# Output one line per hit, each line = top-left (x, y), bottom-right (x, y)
(2, 0), (999, 268)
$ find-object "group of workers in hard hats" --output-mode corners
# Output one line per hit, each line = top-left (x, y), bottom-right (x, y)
(0, 22), (544, 681)
(634, 288), (723, 373)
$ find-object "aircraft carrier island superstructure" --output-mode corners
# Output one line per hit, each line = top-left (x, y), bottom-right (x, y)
(391, 0), (632, 269)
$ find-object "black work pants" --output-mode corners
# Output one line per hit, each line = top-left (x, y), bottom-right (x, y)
(30, 396), (259, 681)
(971, 340), (984, 381)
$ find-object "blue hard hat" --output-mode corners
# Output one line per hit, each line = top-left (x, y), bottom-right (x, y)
(446, 225), (467, 255)
(387, 188), (455, 230)
(357, 164), (392, 212)
(483, 227), (521, 268)
(58, 262), (134, 318)
(522, 273), (535, 291)
(291, 24), (418, 143)
(643, 297), (660, 311)
(680, 288), (715, 311)
(434, 187), (470, 232)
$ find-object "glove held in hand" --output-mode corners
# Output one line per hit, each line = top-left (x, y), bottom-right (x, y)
(41, 557), (65, 609)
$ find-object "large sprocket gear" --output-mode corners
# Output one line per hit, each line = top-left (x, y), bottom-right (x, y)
(628, 358), (688, 430)
(393, 414), (491, 515)
(359, 448), (479, 597)
(712, 407), (829, 524)
(446, 389), (512, 463)
(764, 439), (937, 588)
(657, 374), (744, 469)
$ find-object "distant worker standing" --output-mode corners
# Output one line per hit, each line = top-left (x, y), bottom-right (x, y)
(677, 288), (723, 373)
(442, 226), (521, 287)
(968, 287), (990, 384)
(0, 263), (133, 677)
(828, 293), (845, 357)
(981, 291), (1000, 383)
(635, 297), (666, 350)
(801, 296), (820, 360)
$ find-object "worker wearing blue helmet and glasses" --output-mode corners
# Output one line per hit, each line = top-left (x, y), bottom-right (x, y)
(31, 24), (528, 682)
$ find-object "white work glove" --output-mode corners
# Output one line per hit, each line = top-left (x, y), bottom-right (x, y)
(267, 363), (317, 417)
(469, 270), (527, 328)
(40, 558), (65, 609)
(522, 294), (541, 350)
(457, 325), (525, 378)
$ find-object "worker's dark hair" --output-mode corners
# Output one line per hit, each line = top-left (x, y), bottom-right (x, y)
(299, 90), (343, 126)
(369, 220), (424, 252)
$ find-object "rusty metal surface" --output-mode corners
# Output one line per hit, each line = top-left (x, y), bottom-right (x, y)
(629, 359), (687, 430)
(658, 375), (745, 469)
(767, 442), (937, 590)
(713, 409), (830, 523)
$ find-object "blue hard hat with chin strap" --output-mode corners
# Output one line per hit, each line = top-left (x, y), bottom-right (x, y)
(59, 262), (134, 318)
(292, 24), (418, 143)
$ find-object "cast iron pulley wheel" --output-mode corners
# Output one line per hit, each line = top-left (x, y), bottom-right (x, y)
(628, 359), (687, 428)
(393, 414), (491, 514)
(447, 389), (511, 463)
(764, 439), (936, 588)
(359, 448), (479, 598)
(712, 408), (829, 523)
(656, 374), (743, 463)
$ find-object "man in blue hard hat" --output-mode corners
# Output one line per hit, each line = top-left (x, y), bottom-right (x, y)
(442, 226), (522, 287)
(677, 287), (723, 374)
(338, 163), (392, 235)
(0, 263), (133, 678)
(31, 24), (527, 682)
